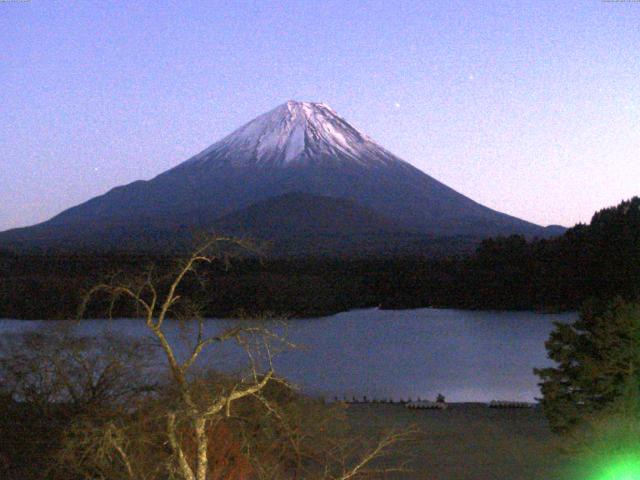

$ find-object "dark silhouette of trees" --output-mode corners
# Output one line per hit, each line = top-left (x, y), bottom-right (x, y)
(534, 298), (640, 434)
(0, 326), (153, 480)
(1, 197), (638, 319)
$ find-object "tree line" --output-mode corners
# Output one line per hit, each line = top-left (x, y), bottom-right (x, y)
(1, 197), (638, 319)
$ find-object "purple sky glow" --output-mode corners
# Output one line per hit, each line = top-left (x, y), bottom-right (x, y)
(1, 0), (639, 231)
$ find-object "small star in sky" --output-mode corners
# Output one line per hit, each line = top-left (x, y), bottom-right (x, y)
(394, 102), (401, 108)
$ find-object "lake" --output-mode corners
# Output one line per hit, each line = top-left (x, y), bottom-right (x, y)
(0, 308), (577, 402)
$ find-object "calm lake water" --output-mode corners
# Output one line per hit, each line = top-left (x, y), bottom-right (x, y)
(0, 308), (577, 402)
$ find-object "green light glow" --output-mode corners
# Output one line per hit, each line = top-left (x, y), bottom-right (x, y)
(595, 455), (640, 480)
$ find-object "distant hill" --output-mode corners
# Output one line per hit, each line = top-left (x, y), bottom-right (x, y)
(212, 192), (484, 257)
(215, 191), (399, 237)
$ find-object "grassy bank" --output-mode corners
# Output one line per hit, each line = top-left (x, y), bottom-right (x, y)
(345, 403), (575, 479)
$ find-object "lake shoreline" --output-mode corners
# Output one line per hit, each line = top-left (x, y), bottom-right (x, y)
(0, 303), (576, 322)
(1, 309), (577, 403)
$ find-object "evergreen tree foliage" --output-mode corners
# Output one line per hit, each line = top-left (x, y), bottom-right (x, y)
(535, 299), (640, 433)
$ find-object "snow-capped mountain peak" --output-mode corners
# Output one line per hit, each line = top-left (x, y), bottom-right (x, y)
(189, 100), (402, 168)
(0, 100), (556, 253)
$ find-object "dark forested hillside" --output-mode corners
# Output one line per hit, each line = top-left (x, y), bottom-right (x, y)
(1, 197), (638, 320)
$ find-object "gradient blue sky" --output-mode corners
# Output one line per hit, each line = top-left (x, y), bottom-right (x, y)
(1, 0), (638, 231)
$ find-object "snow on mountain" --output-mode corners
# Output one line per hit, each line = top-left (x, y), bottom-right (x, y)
(187, 101), (403, 168)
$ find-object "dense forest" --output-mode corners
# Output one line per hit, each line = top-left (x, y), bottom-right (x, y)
(1, 197), (638, 320)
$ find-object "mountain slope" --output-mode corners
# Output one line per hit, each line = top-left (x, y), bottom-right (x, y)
(0, 101), (562, 252)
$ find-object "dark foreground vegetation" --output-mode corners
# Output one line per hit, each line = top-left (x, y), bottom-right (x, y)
(0, 328), (415, 480)
(1, 197), (638, 319)
(1, 243), (416, 480)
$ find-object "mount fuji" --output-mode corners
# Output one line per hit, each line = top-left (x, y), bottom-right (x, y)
(0, 101), (563, 254)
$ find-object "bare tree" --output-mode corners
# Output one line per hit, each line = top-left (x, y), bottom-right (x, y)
(1, 237), (417, 480)
(78, 238), (288, 480)
(1, 325), (153, 409)
(75, 237), (417, 480)
(243, 386), (419, 480)
(0, 325), (154, 480)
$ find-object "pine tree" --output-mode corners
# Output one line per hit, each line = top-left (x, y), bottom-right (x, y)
(534, 298), (640, 433)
